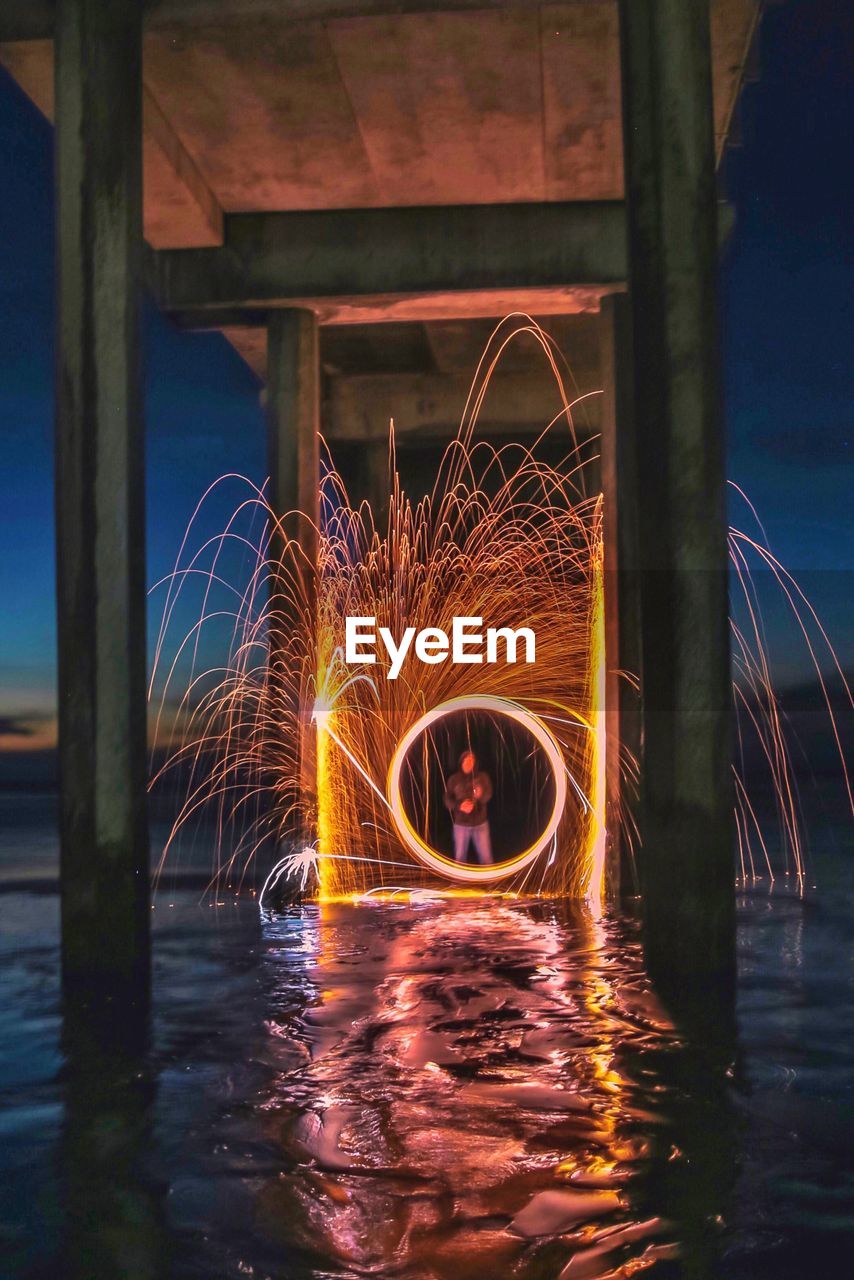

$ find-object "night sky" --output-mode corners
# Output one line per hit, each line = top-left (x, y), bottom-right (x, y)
(0, 0), (851, 766)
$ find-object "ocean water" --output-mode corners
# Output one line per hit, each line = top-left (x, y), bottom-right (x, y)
(1, 792), (852, 1279)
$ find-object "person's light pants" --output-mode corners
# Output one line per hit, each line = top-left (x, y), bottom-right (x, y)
(453, 822), (492, 864)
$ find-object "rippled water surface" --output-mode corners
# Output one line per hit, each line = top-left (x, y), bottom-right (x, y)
(1, 796), (853, 1279)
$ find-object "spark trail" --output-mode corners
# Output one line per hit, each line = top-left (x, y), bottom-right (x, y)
(150, 317), (850, 904)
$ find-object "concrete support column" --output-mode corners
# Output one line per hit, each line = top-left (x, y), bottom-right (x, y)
(266, 310), (321, 829)
(267, 310), (321, 565)
(599, 293), (641, 900)
(55, 0), (149, 999)
(365, 437), (392, 533)
(618, 0), (734, 985)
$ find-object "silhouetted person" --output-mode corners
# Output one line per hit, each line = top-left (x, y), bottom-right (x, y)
(444, 750), (493, 864)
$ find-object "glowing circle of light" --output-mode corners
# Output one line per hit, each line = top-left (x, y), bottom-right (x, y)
(386, 694), (567, 884)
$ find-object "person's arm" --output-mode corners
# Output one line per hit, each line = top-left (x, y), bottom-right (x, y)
(476, 773), (493, 804)
(443, 776), (457, 811)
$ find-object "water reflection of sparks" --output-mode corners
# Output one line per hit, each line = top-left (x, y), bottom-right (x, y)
(255, 900), (679, 1278)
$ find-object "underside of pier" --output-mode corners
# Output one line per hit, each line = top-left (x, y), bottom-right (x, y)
(0, 0), (763, 1000)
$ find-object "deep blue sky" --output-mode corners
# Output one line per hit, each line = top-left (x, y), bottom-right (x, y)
(721, 0), (852, 684)
(0, 0), (851, 752)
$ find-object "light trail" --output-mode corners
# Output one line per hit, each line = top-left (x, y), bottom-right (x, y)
(386, 694), (569, 885)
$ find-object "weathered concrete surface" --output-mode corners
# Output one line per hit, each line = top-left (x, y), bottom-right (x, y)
(0, 1), (608, 41)
(1, 0), (758, 208)
(182, 290), (614, 329)
(619, 0), (734, 987)
(54, 0), (149, 998)
(176, 311), (601, 385)
(711, 0), (763, 161)
(0, 38), (223, 246)
(599, 293), (641, 899)
(419, 314), (601, 376)
(2, 0), (759, 372)
(152, 202), (628, 317)
(154, 198), (727, 344)
(324, 368), (600, 442)
(365, 438), (392, 529)
(267, 310), (321, 555)
(266, 311), (321, 829)
(2, 4), (757, 208)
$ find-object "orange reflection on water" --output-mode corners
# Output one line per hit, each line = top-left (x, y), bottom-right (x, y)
(255, 898), (680, 1279)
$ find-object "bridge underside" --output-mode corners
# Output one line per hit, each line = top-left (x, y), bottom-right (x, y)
(0, 0), (759, 998)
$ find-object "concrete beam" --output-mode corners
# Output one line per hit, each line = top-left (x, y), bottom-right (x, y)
(0, 1), (54, 42)
(712, 0), (763, 163)
(0, 2), (593, 42)
(196, 287), (610, 330)
(142, 83), (223, 247)
(619, 0), (734, 989)
(0, 39), (223, 246)
(54, 0), (149, 999)
(324, 369), (601, 442)
(151, 201), (627, 321)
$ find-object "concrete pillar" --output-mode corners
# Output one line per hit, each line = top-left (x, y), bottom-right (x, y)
(54, 0), (149, 999)
(267, 310), (321, 566)
(365, 437), (392, 533)
(617, 0), (734, 985)
(599, 293), (641, 900)
(266, 310), (321, 830)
